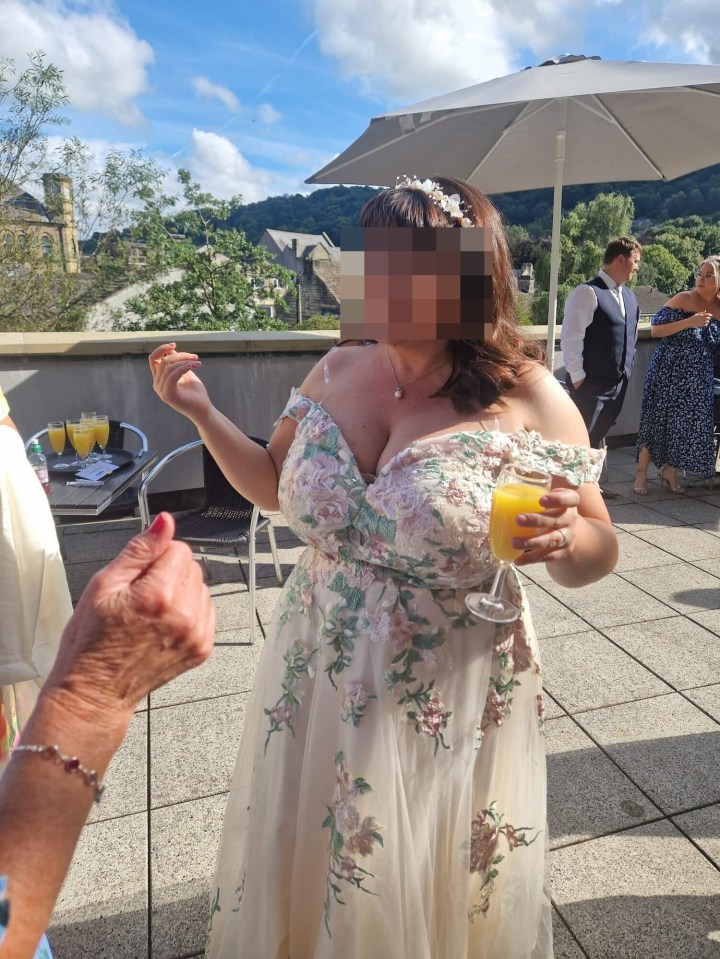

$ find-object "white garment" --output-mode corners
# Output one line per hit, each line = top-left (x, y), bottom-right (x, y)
(560, 268), (634, 384)
(0, 426), (71, 761)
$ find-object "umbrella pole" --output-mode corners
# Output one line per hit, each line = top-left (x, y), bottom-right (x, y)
(545, 104), (567, 373)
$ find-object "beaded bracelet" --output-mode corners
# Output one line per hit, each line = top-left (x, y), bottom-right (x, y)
(12, 744), (105, 803)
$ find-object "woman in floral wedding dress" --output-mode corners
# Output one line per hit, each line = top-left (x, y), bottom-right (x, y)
(149, 176), (617, 959)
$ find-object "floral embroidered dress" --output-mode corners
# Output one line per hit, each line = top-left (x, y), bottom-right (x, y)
(636, 306), (720, 476)
(206, 393), (603, 959)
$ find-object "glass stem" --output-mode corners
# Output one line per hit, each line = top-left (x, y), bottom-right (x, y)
(487, 561), (510, 602)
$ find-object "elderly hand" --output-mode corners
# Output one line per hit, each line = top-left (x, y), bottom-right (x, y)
(42, 513), (215, 728)
(512, 487), (581, 566)
(149, 342), (210, 422)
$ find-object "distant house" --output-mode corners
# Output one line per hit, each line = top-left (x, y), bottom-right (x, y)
(634, 285), (670, 318)
(1, 174), (80, 274)
(259, 229), (340, 324)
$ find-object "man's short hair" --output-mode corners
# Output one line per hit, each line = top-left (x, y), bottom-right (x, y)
(603, 236), (642, 264)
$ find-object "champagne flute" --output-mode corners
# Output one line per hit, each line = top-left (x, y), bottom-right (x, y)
(466, 464), (552, 624)
(47, 421), (69, 469)
(94, 414), (110, 461)
(80, 411), (98, 461)
(65, 418), (82, 467)
(73, 423), (94, 467)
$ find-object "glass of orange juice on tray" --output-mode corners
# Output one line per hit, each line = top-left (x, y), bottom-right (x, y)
(94, 414), (110, 461)
(47, 420), (68, 468)
(65, 418), (82, 466)
(465, 463), (551, 624)
(72, 423), (95, 465)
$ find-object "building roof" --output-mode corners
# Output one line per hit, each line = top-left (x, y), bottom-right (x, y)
(264, 229), (334, 256)
(634, 284), (670, 316)
(2, 185), (52, 223)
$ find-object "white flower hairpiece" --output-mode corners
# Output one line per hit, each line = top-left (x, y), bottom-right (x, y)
(395, 175), (474, 227)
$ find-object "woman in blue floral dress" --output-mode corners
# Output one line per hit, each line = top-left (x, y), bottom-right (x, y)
(634, 256), (720, 493)
(150, 176), (617, 959)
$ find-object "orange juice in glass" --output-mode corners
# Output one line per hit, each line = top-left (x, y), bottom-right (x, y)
(66, 418), (81, 466)
(73, 424), (95, 463)
(48, 421), (66, 456)
(466, 464), (551, 623)
(94, 414), (110, 461)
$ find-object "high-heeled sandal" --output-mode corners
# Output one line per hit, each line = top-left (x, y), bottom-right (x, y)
(660, 465), (685, 494)
(633, 467), (648, 495)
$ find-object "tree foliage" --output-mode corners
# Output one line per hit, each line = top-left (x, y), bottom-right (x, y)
(118, 170), (295, 332)
(0, 52), (162, 332)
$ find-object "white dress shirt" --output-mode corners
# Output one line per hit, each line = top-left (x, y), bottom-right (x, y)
(560, 269), (635, 384)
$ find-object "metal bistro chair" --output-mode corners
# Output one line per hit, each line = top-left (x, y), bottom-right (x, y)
(138, 438), (283, 644)
(25, 419), (149, 528)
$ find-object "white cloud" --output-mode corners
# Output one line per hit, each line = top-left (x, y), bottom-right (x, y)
(191, 76), (241, 113)
(0, 0), (154, 125)
(641, 0), (720, 64)
(186, 129), (277, 202)
(257, 102), (282, 125)
(308, 0), (593, 101)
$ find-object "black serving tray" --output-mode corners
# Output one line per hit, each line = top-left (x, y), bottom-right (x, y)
(47, 448), (137, 475)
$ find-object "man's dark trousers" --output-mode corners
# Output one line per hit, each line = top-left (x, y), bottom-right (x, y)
(566, 373), (628, 449)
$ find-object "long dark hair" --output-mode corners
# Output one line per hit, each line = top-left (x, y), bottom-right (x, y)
(359, 176), (544, 412)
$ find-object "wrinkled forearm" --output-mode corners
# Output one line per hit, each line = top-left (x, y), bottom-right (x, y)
(0, 691), (128, 959)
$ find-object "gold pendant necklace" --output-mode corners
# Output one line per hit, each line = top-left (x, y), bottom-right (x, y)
(386, 348), (449, 399)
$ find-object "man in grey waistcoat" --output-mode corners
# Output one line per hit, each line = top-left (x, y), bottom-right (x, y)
(560, 236), (642, 498)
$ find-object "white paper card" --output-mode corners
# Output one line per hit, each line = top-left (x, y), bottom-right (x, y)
(75, 461), (119, 481)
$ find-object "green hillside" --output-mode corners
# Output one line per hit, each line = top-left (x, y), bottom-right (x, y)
(229, 164), (720, 244)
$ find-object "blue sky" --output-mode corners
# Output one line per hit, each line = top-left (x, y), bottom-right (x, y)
(0, 0), (716, 203)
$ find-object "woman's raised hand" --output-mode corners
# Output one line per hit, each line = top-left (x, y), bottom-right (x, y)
(149, 342), (210, 423)
(513, 487), (581, 566)
(689, 311), (712, 328)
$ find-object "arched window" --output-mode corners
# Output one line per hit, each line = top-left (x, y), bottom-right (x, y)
(41, 235), (53, 256)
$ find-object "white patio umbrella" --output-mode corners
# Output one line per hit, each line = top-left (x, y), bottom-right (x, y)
(307, 55), (720, 369)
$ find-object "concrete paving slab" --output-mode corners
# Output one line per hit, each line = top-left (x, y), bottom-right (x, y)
(150, 693), (248, 808)
(523, 584), (590, 638)
(48, 813), (147, 959)
(619, 563), (720, 614)
(551, 819), (720, 959)
(545, 717), (662, 848)
(640, 497), (720, 526)
(552, 910), (588, 959)
(688, 609), (720, 636)
(575, 694), (720, 815)
(685, 684), (720, 723)
(539, 632), (672, 713)
(542, 691), (566, 720)
(150, 642), (264, 708)
(612, 530), (683, 572)
(603, 618), (720, 691)
(605, 502), (683, 531)
(151, 794), (226, 959)
(88, 711), (147, 824)
(673, 803), (720, 871)
(630, 525), (720, 562)
(537, 573), (676, 628)
(210, 582), (282, 633)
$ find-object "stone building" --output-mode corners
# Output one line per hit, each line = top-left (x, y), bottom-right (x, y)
(1, 174), (80, 273)
(259, 229), (340, 324)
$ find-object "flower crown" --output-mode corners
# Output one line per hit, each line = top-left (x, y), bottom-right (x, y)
(395, 175), (473, 227)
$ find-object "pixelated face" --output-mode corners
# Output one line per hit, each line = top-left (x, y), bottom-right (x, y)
(340, 227), (494, 341)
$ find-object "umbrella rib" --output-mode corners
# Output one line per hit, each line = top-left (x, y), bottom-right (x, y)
(465, 100), (556, 182)
(585, 92), (672, 180)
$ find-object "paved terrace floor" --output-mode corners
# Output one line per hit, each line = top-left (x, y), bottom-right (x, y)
(47, 445), (720, 959)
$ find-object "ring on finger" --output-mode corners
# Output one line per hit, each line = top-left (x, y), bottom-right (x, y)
(555, 528), (568, 549)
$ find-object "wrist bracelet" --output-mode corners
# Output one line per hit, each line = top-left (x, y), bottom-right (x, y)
(12, 744), (105, 803)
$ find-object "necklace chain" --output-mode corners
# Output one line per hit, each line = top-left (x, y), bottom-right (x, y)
(386, 348), (449, 399)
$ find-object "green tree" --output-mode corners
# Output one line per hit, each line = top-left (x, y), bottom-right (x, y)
(0, 52), (162, 332)
(636, 245), (688, 295)
(118, 170), (295, 332)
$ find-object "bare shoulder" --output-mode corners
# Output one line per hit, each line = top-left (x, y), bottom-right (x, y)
(514, 363), (590, 445)
(298, 344), (368, 401)
(665, 290), (695, 311)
